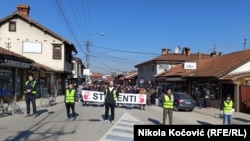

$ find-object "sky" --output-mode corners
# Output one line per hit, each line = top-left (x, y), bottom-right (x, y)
(0, 0), (250, 74)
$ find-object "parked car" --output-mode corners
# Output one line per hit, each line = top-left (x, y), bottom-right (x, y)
(173, 92), (195, 111)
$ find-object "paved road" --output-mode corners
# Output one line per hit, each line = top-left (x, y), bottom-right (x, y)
(0, 95), (249, 141)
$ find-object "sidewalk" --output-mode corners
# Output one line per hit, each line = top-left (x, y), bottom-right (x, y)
(16, 96), (250, 125)
(17, 95), (65, 113)
(193, 107), (250, 125)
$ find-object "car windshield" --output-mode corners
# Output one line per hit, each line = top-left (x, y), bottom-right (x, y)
(177, 94), (192, 99)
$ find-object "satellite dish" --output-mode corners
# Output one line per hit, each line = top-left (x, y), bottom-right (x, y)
(175, 46), (180, 54)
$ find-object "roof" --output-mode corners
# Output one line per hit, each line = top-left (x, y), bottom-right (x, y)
(135, 52), (211, 67)
(157, 49), (250, 81)
(125, 71), (138, 79)
(155, 63), (193, 78)
(0, 6), (77, 53)
(31, 62), (57, 72)
(188, 49), (250, 78)
(0, 47), (34, 63)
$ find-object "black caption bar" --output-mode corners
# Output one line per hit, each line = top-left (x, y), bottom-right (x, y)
(134, 125), (250, 141)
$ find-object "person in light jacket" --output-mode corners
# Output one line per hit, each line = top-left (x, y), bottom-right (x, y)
(220, 94), (234, 125)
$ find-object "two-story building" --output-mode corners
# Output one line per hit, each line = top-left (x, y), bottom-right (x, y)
(135, 47), (211, 90)
(0, 4), (78, 97)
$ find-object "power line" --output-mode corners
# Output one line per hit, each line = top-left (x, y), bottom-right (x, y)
(92, 45), (159, 55)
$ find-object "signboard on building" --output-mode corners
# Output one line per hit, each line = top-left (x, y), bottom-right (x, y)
(83, 69), (90, 75)
(183, 62), (197, 70)
(1, 59), (31, 68)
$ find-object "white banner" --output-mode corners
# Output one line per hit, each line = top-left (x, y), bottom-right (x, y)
(82, 90), (147, 104)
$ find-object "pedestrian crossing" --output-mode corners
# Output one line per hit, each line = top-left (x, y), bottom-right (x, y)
(99, 112), (143, 141)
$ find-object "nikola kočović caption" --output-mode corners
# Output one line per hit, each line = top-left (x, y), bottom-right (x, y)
(134, 125), (249, 140)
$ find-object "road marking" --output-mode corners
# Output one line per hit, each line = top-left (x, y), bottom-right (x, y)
(100, 112), (143, 141)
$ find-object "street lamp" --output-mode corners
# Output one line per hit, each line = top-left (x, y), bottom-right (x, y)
(85, 33), (104, 83)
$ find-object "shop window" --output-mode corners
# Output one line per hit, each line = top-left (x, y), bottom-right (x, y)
(0, 68), (14, 90)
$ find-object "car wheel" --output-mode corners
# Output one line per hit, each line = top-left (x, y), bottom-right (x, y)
(190, 108), (194, 112)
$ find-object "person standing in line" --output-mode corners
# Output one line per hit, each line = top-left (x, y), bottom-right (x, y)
(194, 87), (202, 109)
(162, 88), (174, 125)
(103, 81), (119, 124)
(65, 83), (77, 120)
(24, 74), (39, 117)
(204, 90), (211, 108)
(82, 83), (91, 106)
(76, 83), (83, 103)
(220, 94), (234, 125)
(138, 87), (147, 111)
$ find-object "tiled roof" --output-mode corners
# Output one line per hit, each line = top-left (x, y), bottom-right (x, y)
(155, 63), (194, 78)
(191, 49), (250, 77)
(0, 47), (34, 63)
(135, 52), (211, 67)
(157, 49), (250, 80)
(125, 71), (138, 79)
(31, 62), (57, 72)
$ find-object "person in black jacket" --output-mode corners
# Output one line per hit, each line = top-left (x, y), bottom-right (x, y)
(24, 74), (39, 117)
(64, 83), (77, 120)
(103, 81), (119, 124)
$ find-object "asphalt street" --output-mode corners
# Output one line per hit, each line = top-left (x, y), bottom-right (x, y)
(0, 95), (249, 141)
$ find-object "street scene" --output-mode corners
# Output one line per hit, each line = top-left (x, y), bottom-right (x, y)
(0, 95), (250, 141)
(0, 1), (250, 141)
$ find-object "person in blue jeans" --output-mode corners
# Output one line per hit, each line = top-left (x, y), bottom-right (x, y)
(220, 94), (234, 125)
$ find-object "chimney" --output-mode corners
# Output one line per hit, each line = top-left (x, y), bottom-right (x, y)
(182, 47), (190, 55)
(162, 48), (167, 55)
(16, 4), (30, 17)
(218, 52), (223, 56)
(210, 51), (216, 57)
(198, 52), (201, 59)
(166, 49), (171, 54)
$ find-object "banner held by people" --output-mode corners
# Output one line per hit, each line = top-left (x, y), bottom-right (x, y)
(82, 90), (146, 104)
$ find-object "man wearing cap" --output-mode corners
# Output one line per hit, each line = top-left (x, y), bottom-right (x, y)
(220, 94), (234, 125)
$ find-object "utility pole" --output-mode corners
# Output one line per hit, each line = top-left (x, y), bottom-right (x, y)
(85, 40), (90, 72)
(244, 38), (247, 50)
(85, 40), (90, 83)
(84, 33), (104, 83)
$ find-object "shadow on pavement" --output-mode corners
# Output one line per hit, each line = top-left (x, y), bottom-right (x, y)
(233, 117), (250, 123)
(89, 119), (102, 122)
(196, 120), (214, 125)
(148, 117), (161, 125)
(37, 109), (49, 116)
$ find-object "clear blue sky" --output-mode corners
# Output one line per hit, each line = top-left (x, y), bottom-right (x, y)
(1, 0), (250, 74)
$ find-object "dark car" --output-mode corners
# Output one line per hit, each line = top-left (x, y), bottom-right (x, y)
(173, 92), (195, 111)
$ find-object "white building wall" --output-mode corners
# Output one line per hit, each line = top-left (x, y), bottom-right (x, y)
(228, 61), (250, 75)
(0, 18), (65, 71)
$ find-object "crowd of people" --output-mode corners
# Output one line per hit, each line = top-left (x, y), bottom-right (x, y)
(23, 76), (234, 125)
